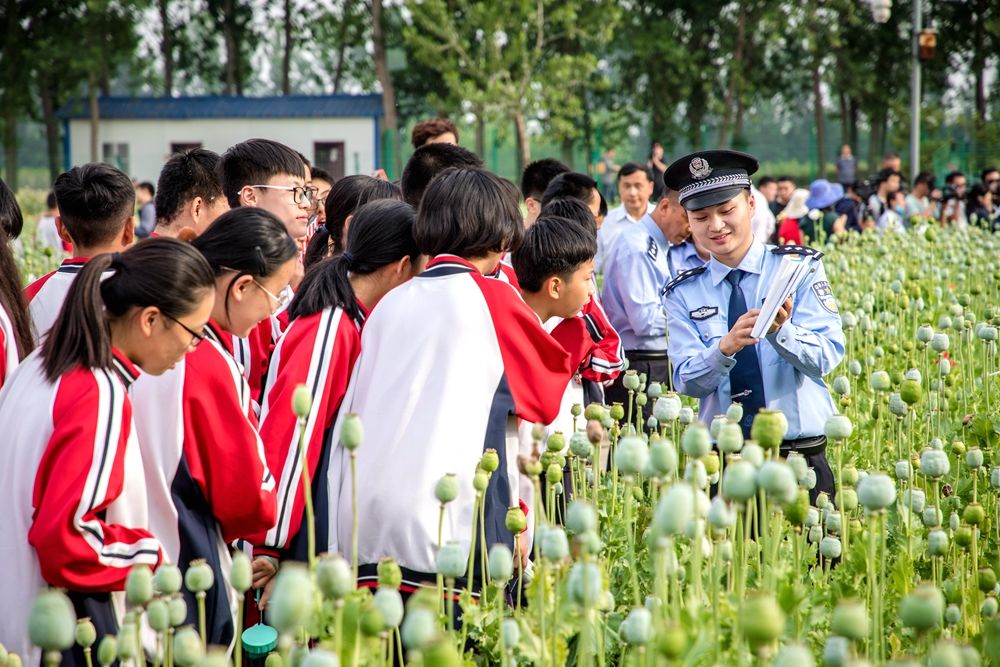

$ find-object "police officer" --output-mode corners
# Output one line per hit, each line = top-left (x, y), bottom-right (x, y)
(661, 150), (844, 500)
(601, 180), (692, 402)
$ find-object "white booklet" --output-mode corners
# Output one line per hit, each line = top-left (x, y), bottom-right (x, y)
(750, 255), (818, 339)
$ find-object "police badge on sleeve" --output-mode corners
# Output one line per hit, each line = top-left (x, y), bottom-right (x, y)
(812, 280), (839, 314)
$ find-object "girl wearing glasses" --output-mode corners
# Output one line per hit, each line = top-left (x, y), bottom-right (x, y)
(0, 238), (216, 665)
(130, 208), (297, 647)
(251, 199), (423, 600)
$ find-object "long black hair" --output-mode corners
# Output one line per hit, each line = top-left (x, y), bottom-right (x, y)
(289, 199), (419, 323)
(0, 178), (33, 361)
(303, 175), (401, 268)
(191, 207), (298, 315)
(41, 238), (216, 381)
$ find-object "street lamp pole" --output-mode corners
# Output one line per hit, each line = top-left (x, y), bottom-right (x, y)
(910, 0), (922, 183)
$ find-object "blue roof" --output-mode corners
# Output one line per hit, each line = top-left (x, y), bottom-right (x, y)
(56, 94), (384, 120)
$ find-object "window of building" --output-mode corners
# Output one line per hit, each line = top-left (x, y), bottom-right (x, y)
(314, 142), (346, 180)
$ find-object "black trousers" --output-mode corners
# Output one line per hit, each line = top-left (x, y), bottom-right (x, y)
(603, 351), (672, 408)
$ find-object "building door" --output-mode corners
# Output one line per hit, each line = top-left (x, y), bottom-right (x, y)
(171, 142), (203, 154)
(314, 142), (345, 180)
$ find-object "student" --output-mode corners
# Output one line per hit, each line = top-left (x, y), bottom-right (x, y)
(0, 178), (34, 388)
(399, 143), (483, 209)
(327, 168), (590, 593)
(154, 148), (230, 239)
(521, 158), (570, 226)
(129, 209), (294, 646)
(253, 200), (423, 600)
(303, 175), (401, 268)
(540, 172), (602, 221)
(26, 164), (136, 340)
(0, 238), (216, 666)
(134, 181), (157, 238)
(306, 166), (335, 239)
(35, 191), (66, 255)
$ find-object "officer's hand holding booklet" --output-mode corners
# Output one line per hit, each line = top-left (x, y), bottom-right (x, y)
(751, 255), (818, 339)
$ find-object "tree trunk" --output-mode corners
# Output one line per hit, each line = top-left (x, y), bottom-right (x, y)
(159, 0), (174, 96)
(475, 114), (486, 158)
(973, 5), (986, 125)
(513, 110), (530, 176)
(331, 1), (353, 93)
(868, 110), (881, 174)
(848, 97), (859, 156)
(282, 0), (292, 95)
(733, 94), (747, 151)
(39, 77), (62, 181)
(838, 91), (849, 147)
(561, 138), (574, 169)
(812, 59), (826, 179)
(88, 72), (100, 163)
(718, 10), (747, 147)
(371, 0), (400, 175)
(222, 0), (236, 95)
(582, 91), (594, 176)
(3, 107), (17, 191)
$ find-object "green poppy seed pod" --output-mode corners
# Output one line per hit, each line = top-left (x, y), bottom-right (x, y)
(757, 460), (797, 503)
(967, 447), (984, 469)
(504, 506), (526, 534)
(831, 375), (851, 396)
(707, 496), (736, 530)
(184, 559), (214, 594)
(570, 403), (583, 417)
(568, 561), (603, 607)
(230, 551), (252, 594)
(125, 564), (154, 607)
(784, 490), (810, 526)
(938, 315), (952, 330)
(824, 510), (842, 534)
(740, 594), (784, 648)
(982, 597), (999, 618)
(923, 506), (943, 529)
(115, 623), (137, 661)
(831, 599), (869, 641)
(146, 598), (170, 633)
(546, 431), (566, 453)
(684, 459), (707, 490)
(609, 403), (625, 421)
(198, 649), (231, 667)
(569, 431), (591, 459)
(540, 526), (569, 562)
(920, 449), (951, 479)
(773, 643), (814, 667)
(400, 607), (436, 650)
(905, 367), (922, 383)
(785, 452), (808, 483)
(848, 359), (862, 376)
(750, 409), (787, 449)
(480, 448), (500, 473)
(703, 451), (720, 476)
(96, 635), (117, 667)
(577, 529), (602, 555)
(928, 529), (949, 556)
(623, 370), (640, 391)
(501, 618), (520, 650)
(681, 423), (711, 458)
(902, 489), (925, 514)
(939, 357), (953, 376)
(565, 501), (597, 535)
(434, 473), (459, 504)
(900, 583), (945, 631)
(172, 627), (203, 667)
(857, 473), (896, 511)
(300, 649), (338, 667)
(615, 436), (649, 476)
(621, 607), (653, 646)
(635, 393), (648, 407)
(74, 618), (96, 649)
(649, 438), (678, 476)
(980, 568), (998, 593)
(992, 467), (1000, 489)
(917, 324), (934, 343)
(823, 636), (850, 667)
(291, 384), (312, 419)
(168, 595), (187, 627)
(545, 463), (562, 484)
(422, 637), (461, 667)
(269, 564), (317, 633)
(979, 326), (999, 341)
(28, 589), (76, 651)
(945, 604), (961, 626)
(804, 507), (820, 527)
(888, 392), (908, 417)
(807, 525), (822, 544)
(836, 488), (858, 512)
(931, 332), (950, 352)
(677, 407), (694, 426)
(377, 558), (402, 590)
(930, 437), (943, 450)
(339, 413), (364, 451)
(472, 470), (489, 493)
(646, 416), (658, 432)
(530, 422), (545, 443)
(869, 370), (892, 392)
(955, 524), (973, 547)
(656, 393), (682, 423)
(815, 491), (830, 509)
(900, 379), (922, 406)
(725, 401), (744, 424)
(373, 588), (404, 628)
(435, 542), (466, 579)
(647, 382), (662, 399)
(709, 415), (727, 440)
(896, 459), (913, 480)
(717, 422), (744, 454)
(488, 543), (513, 581)
(722, 459), (757, 503)
(819, 536), (842, 559)
(654, 483), (695, 536)
(964, 502), (986, 526)
(154, 563), (183, 595)
(583, 403), (605, 421)
(524, 459), (543, 478)
(842, 311), (857, 329)
(315, 554), (352, 599)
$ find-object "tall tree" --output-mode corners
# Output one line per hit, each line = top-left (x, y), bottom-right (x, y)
(158, 0), (175, 96)
(372, 0), (400, 175)
(282, 0), (294, 95)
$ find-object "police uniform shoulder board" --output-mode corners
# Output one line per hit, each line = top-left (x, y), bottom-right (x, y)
(647, 237), (659, 261)
(771, 245), (824, 260)
(660, 265), (707, 296)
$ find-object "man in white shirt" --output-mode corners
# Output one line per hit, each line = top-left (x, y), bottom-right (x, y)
(34, 191), (64, 255)
(595, 162), (655, 273)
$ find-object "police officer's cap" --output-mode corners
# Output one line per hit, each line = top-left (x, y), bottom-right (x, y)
(664, 149), (759, 211)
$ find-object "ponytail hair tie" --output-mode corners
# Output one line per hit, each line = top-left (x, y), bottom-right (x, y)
(253, 246), (267, 275)
(341, 252), (354, 267)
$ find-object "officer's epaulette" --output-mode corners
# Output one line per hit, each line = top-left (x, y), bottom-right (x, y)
(771, 244), (824, 260)
(660, 265), (707, 296)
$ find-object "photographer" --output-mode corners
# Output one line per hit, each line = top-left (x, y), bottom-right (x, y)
(940, 171), (968, 227)
(905, 172), (937, 221)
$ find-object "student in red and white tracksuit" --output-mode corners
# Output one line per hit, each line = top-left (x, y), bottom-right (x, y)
(1, 179), (34, 389)
(325, 169), (590, 593)
(130, 208), (297, 647)
(253, 200), (422, 600)
(0, 239), (216, 666)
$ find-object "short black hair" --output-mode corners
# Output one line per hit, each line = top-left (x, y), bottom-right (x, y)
(137, 181), (155, 197)
(776, 175), (796, 184)
(540, 172), (598, 208)
(757, 176), (776, 188)
(414, 168), (522, 259)
(511, 214), (596, 293)
(618, 162), (652, 183)
(219, 138), (306, 208)
(540, 197), (596, 232)
(54, 163), (135, 248)
(878, 168), (902, 184)
(46, 191), (57, 210)
(520, 158), (570, 200)
(913, 171), (935, 189)
(945, 170), (965, 185)
(311, 166), (334, 185)
(400, 143), (483, 209)
(155, 148), (224, 224)
(981, 166), (998, 181)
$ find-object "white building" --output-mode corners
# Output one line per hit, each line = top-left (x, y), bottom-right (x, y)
(57, 94), (384, 182)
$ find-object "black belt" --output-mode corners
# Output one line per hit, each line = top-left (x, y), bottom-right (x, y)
(780, 435), (827, 457)
(624, 349), (670, 362)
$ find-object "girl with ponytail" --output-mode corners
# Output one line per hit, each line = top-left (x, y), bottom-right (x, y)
(0, 238), (216, 664)
(0, 177), (34, 389)
(252, 198), (422, 594)
(129, 207), (297, 646)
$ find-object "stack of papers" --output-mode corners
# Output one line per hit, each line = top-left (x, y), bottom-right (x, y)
(750, 256), (818, 339)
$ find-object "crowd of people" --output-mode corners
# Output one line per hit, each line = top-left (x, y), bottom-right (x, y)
(0, 120), (989, 662)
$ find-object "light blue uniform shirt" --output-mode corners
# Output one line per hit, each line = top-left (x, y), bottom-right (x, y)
(666, 240), (706, 280)
(662, 240), (845, 438)
(601, 214), (671, 351)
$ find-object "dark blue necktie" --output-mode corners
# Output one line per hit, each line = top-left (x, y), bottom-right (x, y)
(726, 269), (767, 437)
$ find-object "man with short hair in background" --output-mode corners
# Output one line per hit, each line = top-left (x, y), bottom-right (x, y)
(772, 176), (796, 216)
(836, 144), (856, 188)
(595, 162), (655, 273)
(134, 181), (156, 238)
